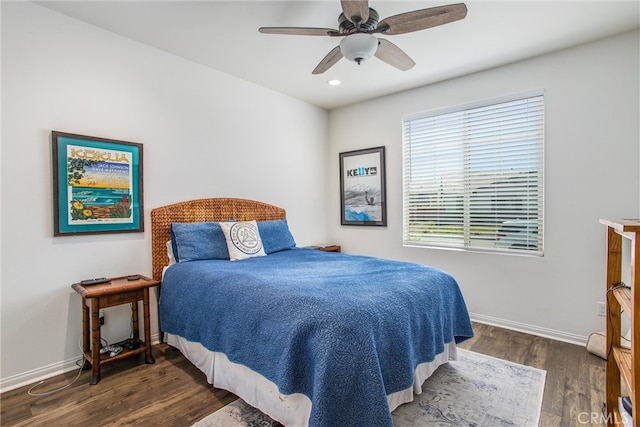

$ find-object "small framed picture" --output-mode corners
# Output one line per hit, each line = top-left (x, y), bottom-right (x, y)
(51, 131), (144, 236)
(339, 146), (387, 226)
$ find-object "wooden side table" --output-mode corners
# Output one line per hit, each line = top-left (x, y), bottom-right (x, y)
(71, 275), (159, 384)
(315, 245), (341, 253)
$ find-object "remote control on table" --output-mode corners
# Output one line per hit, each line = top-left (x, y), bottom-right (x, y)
(80, 277), (110, 286)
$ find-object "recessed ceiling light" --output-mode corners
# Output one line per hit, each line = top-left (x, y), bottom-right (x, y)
(327, 79), (341, 86)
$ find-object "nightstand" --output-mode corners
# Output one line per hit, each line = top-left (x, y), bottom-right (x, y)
(71, 275), (159, 384)
(311, 245), (341, 253)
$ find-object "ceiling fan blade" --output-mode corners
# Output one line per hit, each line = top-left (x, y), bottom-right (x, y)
(374, 38), (415, 71)
(259, 27), (339, 36)
(377, 3), (467, 35)
(312, 46), (344, 74)
(341, 0), (369, 24)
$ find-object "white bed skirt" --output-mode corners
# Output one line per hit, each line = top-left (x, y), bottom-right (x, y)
(166, 333), (457, 427)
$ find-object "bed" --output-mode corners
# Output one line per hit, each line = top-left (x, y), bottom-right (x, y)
(151, 198), (473, 427)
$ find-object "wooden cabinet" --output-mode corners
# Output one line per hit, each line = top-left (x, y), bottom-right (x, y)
(601, 219), (639, 427)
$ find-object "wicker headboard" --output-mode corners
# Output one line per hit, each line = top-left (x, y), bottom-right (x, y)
(150, 198), (286, 281)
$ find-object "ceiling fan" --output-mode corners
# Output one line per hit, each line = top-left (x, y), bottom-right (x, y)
(259, 1), (467, 74)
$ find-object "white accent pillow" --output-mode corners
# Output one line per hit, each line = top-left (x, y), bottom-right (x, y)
(166, 240), (177, 266)
(220, 221), (267, 261)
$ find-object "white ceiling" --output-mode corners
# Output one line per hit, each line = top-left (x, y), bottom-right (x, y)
(36, 1), (639, 110)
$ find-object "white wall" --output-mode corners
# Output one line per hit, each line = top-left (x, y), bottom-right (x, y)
(328, 30), (640, 344)
(0, 2), (329, 390)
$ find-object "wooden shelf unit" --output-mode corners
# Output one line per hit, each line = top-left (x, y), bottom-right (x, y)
(601, 219), (640, 427)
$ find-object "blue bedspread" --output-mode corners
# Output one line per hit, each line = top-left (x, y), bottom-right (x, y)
(160, 248), (473, 427)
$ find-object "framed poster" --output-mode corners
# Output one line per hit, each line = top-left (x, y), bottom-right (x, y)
(51, 131), (144, 236)
(339, 146), (387, 226)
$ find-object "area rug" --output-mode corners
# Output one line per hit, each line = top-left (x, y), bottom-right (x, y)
(192, 349), (546, 427)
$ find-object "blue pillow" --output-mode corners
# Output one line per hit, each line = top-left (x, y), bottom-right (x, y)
(171, 222), (230, 262)
(257, 220), (296, 254)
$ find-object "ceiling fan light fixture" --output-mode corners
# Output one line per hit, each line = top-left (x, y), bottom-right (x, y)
(339, 33), (378, 64)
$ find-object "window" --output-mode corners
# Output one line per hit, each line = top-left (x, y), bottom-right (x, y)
(402, 93), (544, 255)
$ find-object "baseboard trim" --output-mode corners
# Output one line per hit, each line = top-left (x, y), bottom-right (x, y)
(0, 333), (163, 394)
(0, 356), (82, 394)
(470, 312), (588, 346)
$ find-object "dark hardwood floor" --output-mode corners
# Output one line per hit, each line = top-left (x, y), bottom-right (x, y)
(1, 322), (605, 426)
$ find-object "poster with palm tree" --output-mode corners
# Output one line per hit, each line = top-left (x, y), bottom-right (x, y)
(51, 131), (144, 236)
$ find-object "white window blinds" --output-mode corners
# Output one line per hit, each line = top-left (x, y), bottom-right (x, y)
(402, 93), (544, 255)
